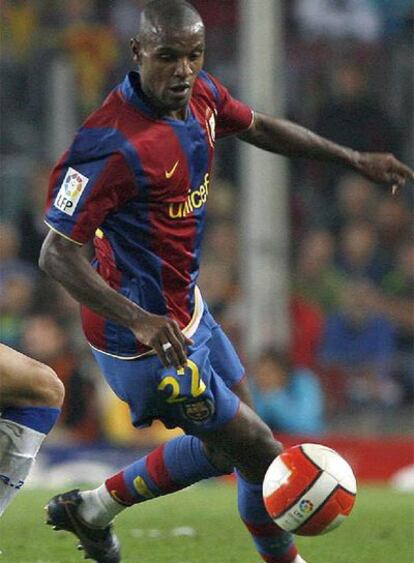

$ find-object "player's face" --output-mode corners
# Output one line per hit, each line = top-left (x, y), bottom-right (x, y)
(132, 25), (205, 119)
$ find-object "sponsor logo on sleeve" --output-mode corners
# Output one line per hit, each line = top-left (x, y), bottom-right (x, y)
(54, 167), (89, 216)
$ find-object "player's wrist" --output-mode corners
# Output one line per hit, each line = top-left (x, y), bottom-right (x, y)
(126, 303), (151, 331)
(346, 149), (362, 171)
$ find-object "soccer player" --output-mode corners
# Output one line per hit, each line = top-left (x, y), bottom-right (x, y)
(39, 1), (414, 562)
(0, 344), (64, 516)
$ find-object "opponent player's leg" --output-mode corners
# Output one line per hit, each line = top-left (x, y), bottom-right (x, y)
(0, 344), (64, 516)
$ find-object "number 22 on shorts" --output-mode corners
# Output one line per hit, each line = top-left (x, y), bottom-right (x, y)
(158, 359), (206, 404)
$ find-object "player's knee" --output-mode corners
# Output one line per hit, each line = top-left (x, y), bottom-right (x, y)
(245, 417), (282, 458)
(34, 363), (65, 408)
(203, 443), (234, 474)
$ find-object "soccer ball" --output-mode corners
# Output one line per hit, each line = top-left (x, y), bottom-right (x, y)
(262, 443), (357, 536)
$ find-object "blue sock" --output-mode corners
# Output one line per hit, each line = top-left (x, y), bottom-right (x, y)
(105, 435), (226, 505)
(1, 406), (61, 434)
(237, 471), (298, 563)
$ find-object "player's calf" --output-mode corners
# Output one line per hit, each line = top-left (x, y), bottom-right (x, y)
(199, 401), (282, 483)
(199, 402), (301, 563)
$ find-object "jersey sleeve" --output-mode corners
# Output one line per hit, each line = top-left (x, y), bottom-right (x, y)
(44, 127), (137, 244)
(202, 72), (254, 138)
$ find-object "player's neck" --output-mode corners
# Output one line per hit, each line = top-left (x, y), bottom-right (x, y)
(137, 75), (189, 121)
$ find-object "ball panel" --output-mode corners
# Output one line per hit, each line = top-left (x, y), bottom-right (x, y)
(301, 443), (357, 494)
(274, 471), (338, 532)
(263, 446), (322, 520)
(301, 443), (338, 469)
(262, 456), (292, 499)
(294, 486), (356, 536)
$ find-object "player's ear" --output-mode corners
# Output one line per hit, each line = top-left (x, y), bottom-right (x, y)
(130, 38), (142, 65)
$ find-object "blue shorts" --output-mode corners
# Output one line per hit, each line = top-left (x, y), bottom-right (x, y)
(91, 305), (245, 434)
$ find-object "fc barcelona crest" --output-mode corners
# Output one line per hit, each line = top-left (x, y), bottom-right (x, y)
(182, 398), (214, 423)
(205, 107), (216, 148)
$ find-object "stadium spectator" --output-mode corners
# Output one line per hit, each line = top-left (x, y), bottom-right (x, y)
(1, 1), (40, 63)
(332, 173), (378, 234)
(16, 163), (51, 266)
(48, 0), (120, 115)
(0, 223), (37, 348)
(314, 62), (401, 196)
(110, 0), (147, 42)
(290, 295), (325, 371)
(0, 223), (37, 282)
(336, 221), (388, 285)
(293, 229), (346, 314)
(319, 278), (399, 409)
(371, 0), (414, 37)
(378, 242), (414, 402)
(0, 274), (35, 350)
(251, 347), (325, 435)
(373, 195), (413, 272)
(198, 261), (237, 320)
(20, 314), (102, 443)
(203, 219), (240, 270)
(294, 0), (381, 43)
(0, 2), (44, 154)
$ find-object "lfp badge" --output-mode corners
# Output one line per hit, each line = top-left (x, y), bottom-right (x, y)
(54, 167), (89, 216)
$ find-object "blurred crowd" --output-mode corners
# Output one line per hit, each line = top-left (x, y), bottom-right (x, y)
(1, 0), (413, 444)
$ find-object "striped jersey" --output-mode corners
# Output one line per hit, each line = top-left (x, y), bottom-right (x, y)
(45, 70), (253, 358)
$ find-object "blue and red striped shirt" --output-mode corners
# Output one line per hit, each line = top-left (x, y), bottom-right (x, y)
(45, 70), (253, 358)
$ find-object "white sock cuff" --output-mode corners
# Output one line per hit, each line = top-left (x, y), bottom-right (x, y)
(0, 418), (45, 458)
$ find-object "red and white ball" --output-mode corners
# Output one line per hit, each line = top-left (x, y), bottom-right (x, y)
(263, 443), (357, 536)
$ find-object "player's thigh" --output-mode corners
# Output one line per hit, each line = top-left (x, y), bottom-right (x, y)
(0, 343), (62, 408)
(93, 342), (242, 434)
(207, 323), (254, 408)
(196, 401), (282, 481)
(208, 322), (244, 387)
(91, 349), (162, 428)
(156, 342), (241, 433)
(207, 317), (255, 405)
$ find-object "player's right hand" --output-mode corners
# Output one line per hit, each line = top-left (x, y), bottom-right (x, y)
(131, 312), (193, 369)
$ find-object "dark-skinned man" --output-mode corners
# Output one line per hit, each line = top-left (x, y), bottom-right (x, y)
(40, 1), (414, 562)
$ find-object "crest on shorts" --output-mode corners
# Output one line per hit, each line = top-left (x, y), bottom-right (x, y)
(182, 398), (214, 423)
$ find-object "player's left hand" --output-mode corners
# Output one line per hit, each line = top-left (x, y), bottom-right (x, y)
(354, 152), (414, 195)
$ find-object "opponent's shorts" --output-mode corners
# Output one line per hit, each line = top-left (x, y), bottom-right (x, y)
(91, 304), (245, 434)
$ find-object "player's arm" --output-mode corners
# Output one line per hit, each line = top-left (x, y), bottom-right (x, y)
(238, 112), (414, 193)
(39, 231), (191, 368)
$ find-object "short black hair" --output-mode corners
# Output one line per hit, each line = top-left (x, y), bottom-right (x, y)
(138, 0), (204, 43)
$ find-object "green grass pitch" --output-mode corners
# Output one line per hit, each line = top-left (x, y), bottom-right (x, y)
(0, 483), (413, 562)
